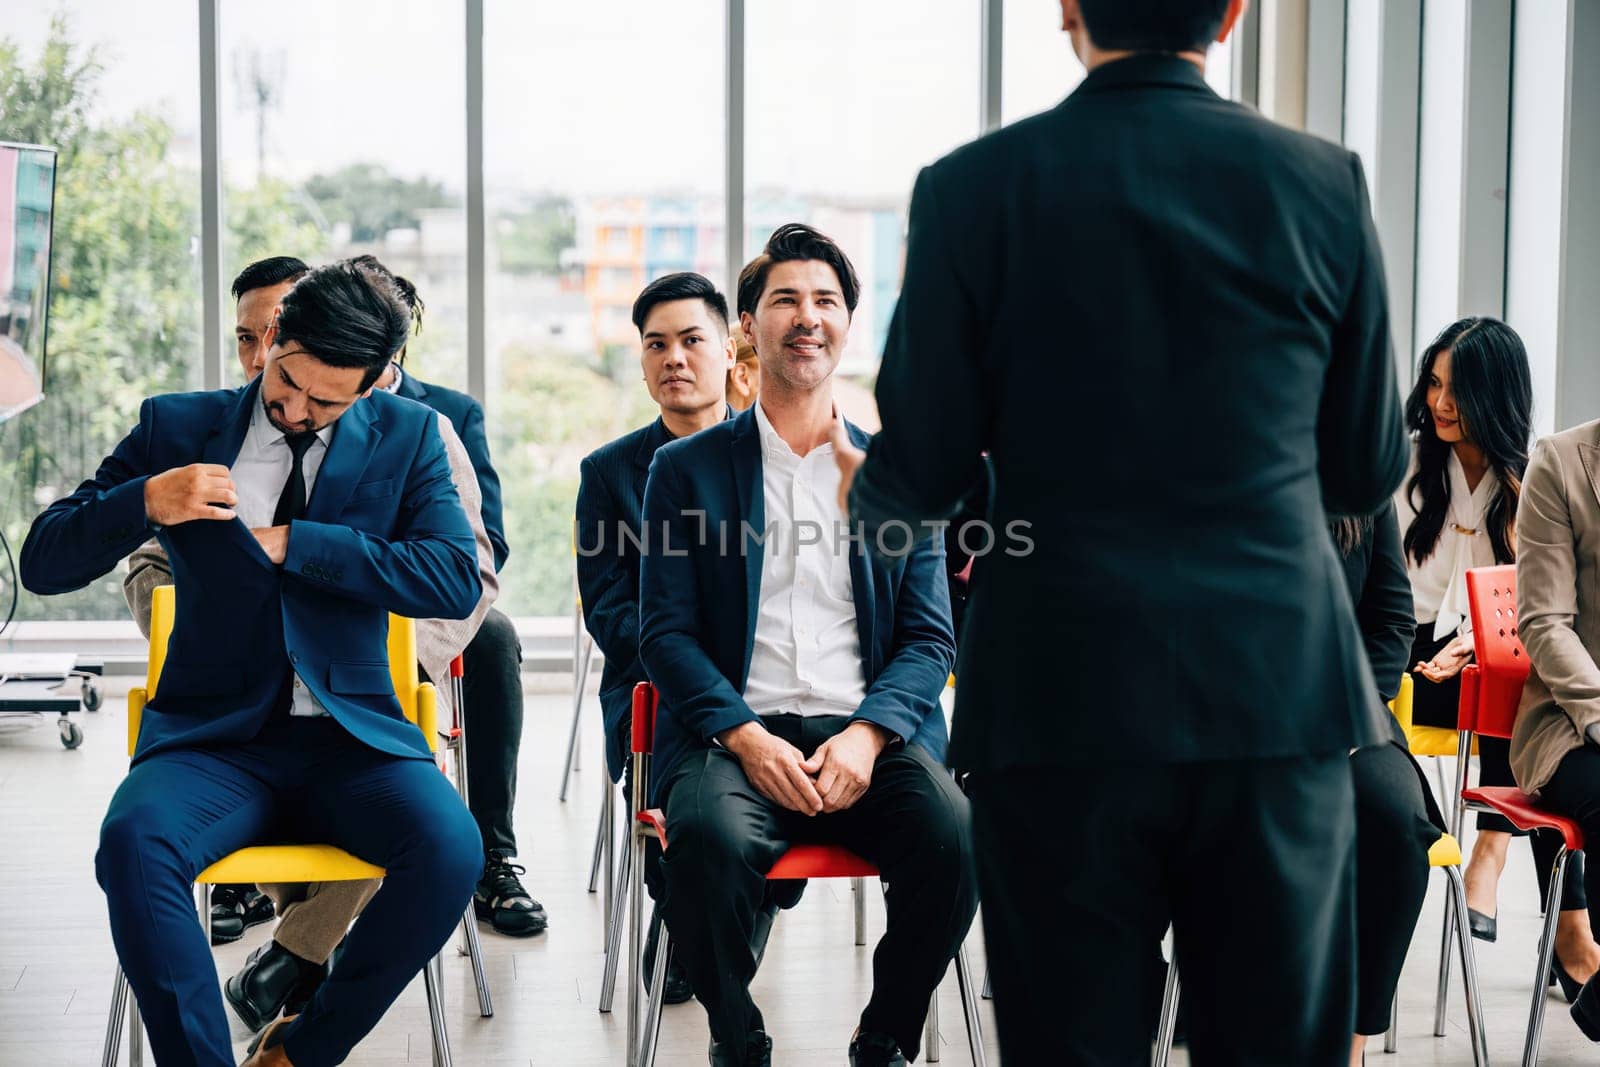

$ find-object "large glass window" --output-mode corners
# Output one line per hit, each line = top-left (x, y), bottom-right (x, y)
(747, 0), (980, 382)
(1, 3), (202, 621)
(219, 0), (467, 392)
(484, 0), (724, 615)
(1506, 2), (1570, 438)
(1411, 0), (1468, 360)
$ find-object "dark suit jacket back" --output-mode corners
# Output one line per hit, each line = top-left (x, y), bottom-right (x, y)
(849, 55), (1410, 771)
(397, 372), (508, 572)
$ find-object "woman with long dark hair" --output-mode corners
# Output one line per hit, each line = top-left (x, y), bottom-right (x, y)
(1397, 317), (1600, 993)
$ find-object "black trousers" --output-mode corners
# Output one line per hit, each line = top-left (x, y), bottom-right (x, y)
(971, 755), (1357, 1067)
(455, 607), (524, 856)
(1527, 744), (1600, 938)
(659, 715), (978, 1058)
(1350, 742), (1437, 1034)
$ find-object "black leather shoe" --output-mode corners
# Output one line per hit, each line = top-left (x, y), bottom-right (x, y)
(642, 907), (694, 1005)
(708, 1029), (771, 1066)
(211, 885), (274, 946)
(225, 941), (327, 1033)
(1572, 975), (1600, 1040)
(849, 1030), (907, 1067)
(1555, 955), (1585, 1004)
(1467, 908), (1497, 943)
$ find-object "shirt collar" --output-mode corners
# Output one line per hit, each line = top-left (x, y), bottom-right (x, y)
(753, 399), (833, 464)
(380, 363), (404, 394)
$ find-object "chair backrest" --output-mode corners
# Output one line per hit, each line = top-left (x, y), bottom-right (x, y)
(632, 681), (658, 755)
(1464, 564), (1530, 739)
(135, 583), (425, 755)
(1388, 671), (1414, 739)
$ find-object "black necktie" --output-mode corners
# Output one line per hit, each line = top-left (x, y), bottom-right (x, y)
(272, 432), (318, 525)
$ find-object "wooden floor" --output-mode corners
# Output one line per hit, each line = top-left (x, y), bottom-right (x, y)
(0, 678), (1589, 1064)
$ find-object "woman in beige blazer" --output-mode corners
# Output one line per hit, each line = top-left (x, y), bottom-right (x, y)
(1512, 418), (1600, 1038)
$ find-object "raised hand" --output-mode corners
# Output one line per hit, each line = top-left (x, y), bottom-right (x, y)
(144, 464), (238, 526)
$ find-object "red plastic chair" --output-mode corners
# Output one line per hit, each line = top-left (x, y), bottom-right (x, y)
(604, 682), (987, 1067)
(1450, 565), (1585, 1065)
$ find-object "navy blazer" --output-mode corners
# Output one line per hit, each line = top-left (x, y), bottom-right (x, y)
(20, 378), (481, 764)
(576, 416), (675, 782)
(638, 407), (956, 802)
(396, 371), (508, 572)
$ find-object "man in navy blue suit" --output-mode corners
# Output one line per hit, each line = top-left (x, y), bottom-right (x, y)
(21, 259), (484, 1067)
(576, 271), (737, 1004)
(639, 225), (977, 1067)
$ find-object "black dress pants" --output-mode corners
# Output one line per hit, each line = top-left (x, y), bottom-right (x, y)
(1350, 742), (1437, 1035)
(659, 715), (978, 1059)
(970, 755), (1357, 1067)
(454, 607), (524, 856)
(1527, 744), (1600, 938)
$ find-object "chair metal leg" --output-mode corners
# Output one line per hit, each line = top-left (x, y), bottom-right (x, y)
(1384, 993), (1398, 1053)
(589, 782), (610, 893)
(423, 950), (453, 1067)
(853, 877), (866, 946)
(1153, 955), (1180, 1067)
(1523, 850), (1570, 1067)
(460, 900), (493, 1018)
(954, 945), (987, 1067)
(1435, 866), (1456, 1037)
(559, 616), (594, 801)
(627, 829), (647, 1065)
(128, 992), (143, 1067)
(599, 830), (633, 1013)
(1445, 865), (1489, 1067)
(102, 965), (128, 1067)
(636, 925), (671, 1067)
(926, 982), (941, 1062)
(982, 965), (992, 1001)
(601, 785), (617, 946)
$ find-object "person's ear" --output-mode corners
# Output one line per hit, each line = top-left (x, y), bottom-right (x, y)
(1059, 0), (1079, 34)
(262, 318), (279, 352)
(739, 311), (757, 349)
(723, 334), (737, 370)
(1217, 0), (1248, 43)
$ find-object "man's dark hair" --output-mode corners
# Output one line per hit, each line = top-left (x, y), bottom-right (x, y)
(273, 259), (410, 391)
(230, 256), (309, 301)
(1078, 0), (1231, 53)
(736, 224), (861, 319)
(631, 272), (729, 335)
(347, 254), (425, 364)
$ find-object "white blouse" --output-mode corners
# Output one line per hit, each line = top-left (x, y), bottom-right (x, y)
(1394, 446), (1501, 642)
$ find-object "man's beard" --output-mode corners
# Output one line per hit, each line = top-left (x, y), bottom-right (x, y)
(263, 397), (316, 435)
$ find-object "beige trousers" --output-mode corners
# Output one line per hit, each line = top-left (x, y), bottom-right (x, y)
(257, 880), (382, 965)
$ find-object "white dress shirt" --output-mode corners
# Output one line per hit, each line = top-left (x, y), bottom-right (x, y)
(232, 398), (333, 716)
(1393, 445), (1501, 642)
(742, 401), (868, 718)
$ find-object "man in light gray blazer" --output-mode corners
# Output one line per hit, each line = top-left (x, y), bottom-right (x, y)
(1510, 419), (1600, 1039)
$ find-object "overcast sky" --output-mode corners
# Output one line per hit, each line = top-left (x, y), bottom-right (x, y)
(6, 1), (1231, 202)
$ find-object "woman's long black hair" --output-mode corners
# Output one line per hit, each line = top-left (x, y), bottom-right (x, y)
(1401, 316), (1532, 567)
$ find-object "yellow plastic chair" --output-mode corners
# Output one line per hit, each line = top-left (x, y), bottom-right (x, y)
(1154, 676), (1488, 1067)
(101, 584), (457, 1067)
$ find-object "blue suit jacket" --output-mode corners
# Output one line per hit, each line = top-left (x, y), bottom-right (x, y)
(638, 407), (956, 802)
(396, 372), (508, 572)
(20, 379), (482, 764)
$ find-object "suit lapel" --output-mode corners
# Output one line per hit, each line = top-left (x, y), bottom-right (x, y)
(398, 373), (429, 404)
(201, 379), (260, 467)
(731, 410), (765, 675)
(1578, 436), (1600, 518)
(307, 399), (381, 522)
(844, 420), (877, 674)
(632, 418), (668, 514)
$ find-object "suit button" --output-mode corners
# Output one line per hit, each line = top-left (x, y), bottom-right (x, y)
(290, 652), (298, 663)
(301, 563), (314, 576)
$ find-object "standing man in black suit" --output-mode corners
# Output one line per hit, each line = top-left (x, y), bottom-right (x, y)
(832, 2), (1409, 1062)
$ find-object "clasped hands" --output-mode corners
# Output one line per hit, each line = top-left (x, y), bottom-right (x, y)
(718, 719), (890, 815)
(143, 463), (288, 564)
(1415, 632), (1474, 683)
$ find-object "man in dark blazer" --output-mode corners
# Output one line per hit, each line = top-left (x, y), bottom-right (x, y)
(21, 260), (485, 1067)
(576, 270), (737, 1004)
(832, 2), (1410, 1062)
(640, 225), (975, 1067)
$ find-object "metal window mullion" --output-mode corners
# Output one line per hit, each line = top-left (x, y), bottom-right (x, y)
(1456, 0), (1512, 319)
(980, 0), (1002, 133)
(1375, 0), (1423, 389)
(1233, 1), (1262, 107)
(1306, 0), (1348, 141)
(1555, 0), (1600, 429)
(466, 0), (486, 404)
(198, 0), (224, 392)
(725, 0), (745, 301)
